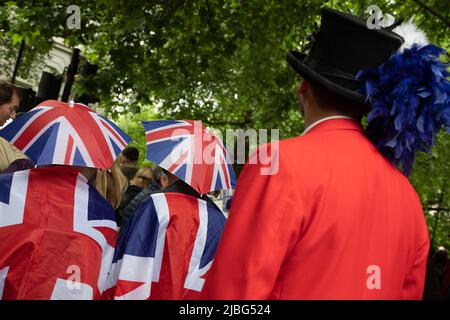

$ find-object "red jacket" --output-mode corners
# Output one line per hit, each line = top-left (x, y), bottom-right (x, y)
(201, 118), (429, 299)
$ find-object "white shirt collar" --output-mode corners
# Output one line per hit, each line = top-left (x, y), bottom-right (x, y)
(301, 115), (354, 136)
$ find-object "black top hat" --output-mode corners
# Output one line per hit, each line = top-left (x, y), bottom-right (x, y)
(287, 7), (404, 103)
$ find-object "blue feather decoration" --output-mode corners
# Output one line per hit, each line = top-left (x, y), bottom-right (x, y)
(356, 44), (450, 175)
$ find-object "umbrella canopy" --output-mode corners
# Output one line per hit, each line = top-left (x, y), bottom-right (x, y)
(143, 120), (236, 194)
(0, 100), (132, 169)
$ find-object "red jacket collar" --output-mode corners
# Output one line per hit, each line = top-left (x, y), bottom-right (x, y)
(303, 118), (363, 135)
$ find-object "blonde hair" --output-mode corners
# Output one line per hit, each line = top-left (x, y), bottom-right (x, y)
(80, 160), (128, 209)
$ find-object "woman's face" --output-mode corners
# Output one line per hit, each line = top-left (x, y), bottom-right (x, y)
(0, 93), (19, 126)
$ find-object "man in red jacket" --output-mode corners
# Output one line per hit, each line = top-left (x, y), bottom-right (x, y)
(200, 8), (449, 299)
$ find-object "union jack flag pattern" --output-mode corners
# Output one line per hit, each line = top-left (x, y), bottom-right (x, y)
(103, 192), (226, 300)
(0, 100), (132, 169)
(0, 167), (118, 299)
(143, 120), (236, 194)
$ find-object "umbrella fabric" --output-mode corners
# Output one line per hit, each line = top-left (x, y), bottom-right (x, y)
(142, 120), (236, 194)
(0, 167), (118, 299)
(0, 100), (132, 169)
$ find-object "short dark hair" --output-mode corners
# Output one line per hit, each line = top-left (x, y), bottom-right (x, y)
(152, 166), (166, 181)
(308, 79), (370, 120)
(0, 80), (21, 106)
(122, 147), (139, 162)
(161, 168), (171, 177)
(433, 250), (448, 268)
(120, 165), (138, 181)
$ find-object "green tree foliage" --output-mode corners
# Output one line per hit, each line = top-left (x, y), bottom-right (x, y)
(410, 131), (450, 249)
(114, 104), (158, 165)
(1, 0), (449, 248)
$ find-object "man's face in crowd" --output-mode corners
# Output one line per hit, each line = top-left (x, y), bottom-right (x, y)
(0, 93), (19, 126)
(130, 168), (153, 188)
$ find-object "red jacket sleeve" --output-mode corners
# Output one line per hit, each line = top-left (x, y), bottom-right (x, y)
(402, 221), (430, 299)
(201, 143), (304, 299)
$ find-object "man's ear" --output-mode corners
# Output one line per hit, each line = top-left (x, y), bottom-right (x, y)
(160, 176), (168, 186)
(297, 79), (309, 96)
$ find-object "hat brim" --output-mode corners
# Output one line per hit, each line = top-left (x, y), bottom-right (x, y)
(287, 51), (366, 104)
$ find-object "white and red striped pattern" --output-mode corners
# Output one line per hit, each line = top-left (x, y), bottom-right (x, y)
(0, 100), (132, 169)
(143, 120), (236, 194)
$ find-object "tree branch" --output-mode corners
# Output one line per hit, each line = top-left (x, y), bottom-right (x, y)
(410, 0), (450, 29)
(205, 119), (251, 126)
(426, 207), (449, 212)
(204, 0), (215, 30)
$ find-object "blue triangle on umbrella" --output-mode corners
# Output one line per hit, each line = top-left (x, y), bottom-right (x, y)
(172, 162), (187, 182)
(26, 123), (59, 165)
(73, 147), (86, 166)
(0, 108), (42, 141)
(147, 138), (187, 164)
(142, 120), (185, 132)
(172, 164), (187, 181)
(227, 163), (237, 188)
(214, 174), (223, 191)
(109, 137), (122, 156)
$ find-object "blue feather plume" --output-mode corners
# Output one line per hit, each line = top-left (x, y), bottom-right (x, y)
(356, 44), (450, 175)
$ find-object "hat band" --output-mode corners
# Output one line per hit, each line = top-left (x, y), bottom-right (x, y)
(304, 57), (361, 83)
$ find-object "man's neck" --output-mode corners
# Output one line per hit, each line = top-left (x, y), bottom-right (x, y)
(302, 114), (354, 136)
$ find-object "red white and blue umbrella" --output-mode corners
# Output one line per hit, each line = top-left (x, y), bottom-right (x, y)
(0, 100), (132, 169)
(142, 120), (236, 194)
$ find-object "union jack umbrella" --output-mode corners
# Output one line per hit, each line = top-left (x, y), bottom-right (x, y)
(142, 120), (236, 194)
(0, 100), (132, 169)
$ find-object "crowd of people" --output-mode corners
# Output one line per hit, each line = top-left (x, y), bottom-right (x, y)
(0, 82), (229, 299)
(114, 146), (226, 227)
(424, 248), (450, 300)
